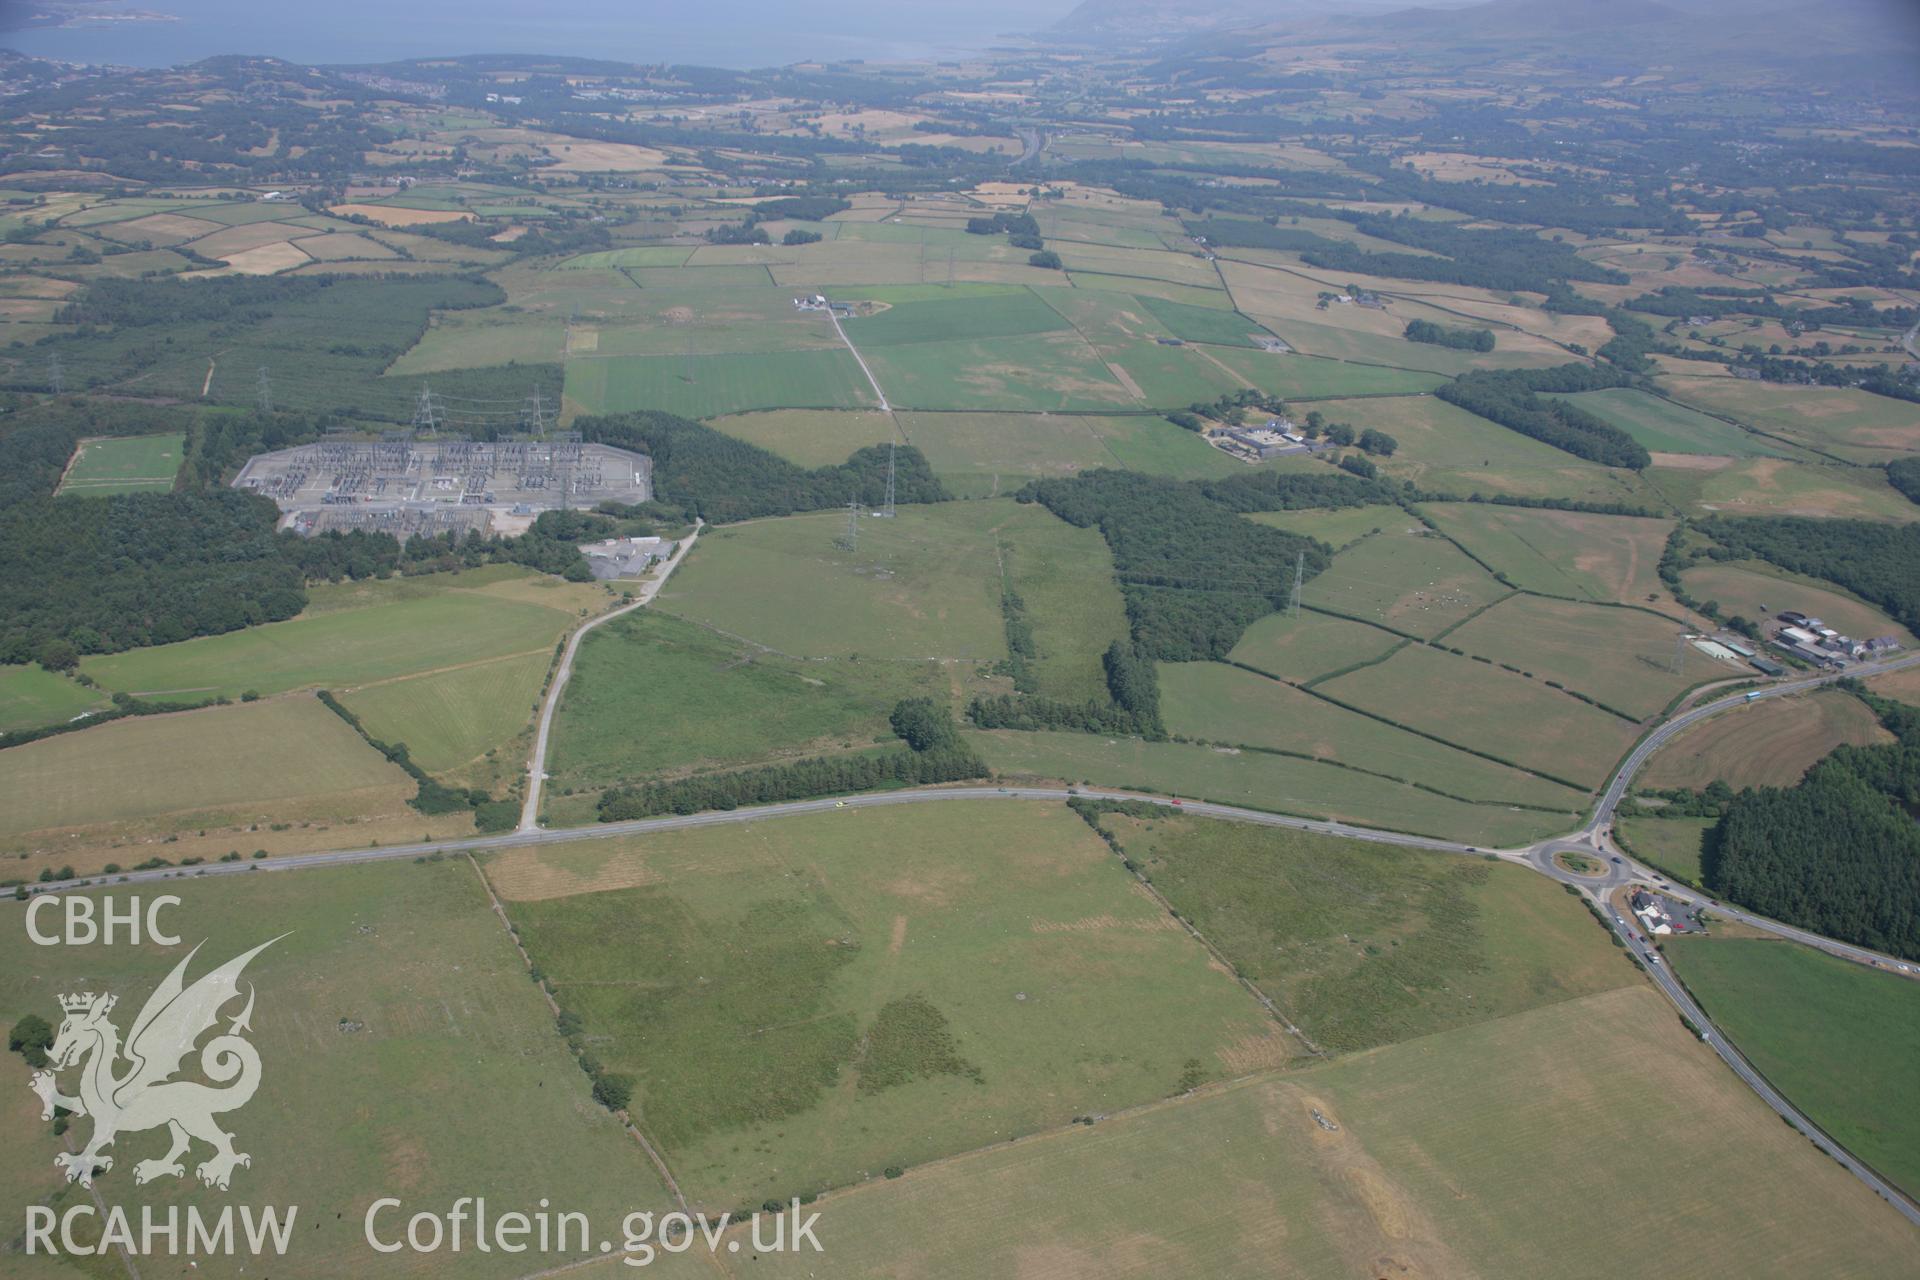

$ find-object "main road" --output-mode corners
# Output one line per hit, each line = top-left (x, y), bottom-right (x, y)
(14, 646), (1920, 1225)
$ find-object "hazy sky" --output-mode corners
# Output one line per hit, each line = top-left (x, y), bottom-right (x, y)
(3, 0), (1084, 68)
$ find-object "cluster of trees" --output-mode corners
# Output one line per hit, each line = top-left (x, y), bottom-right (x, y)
(1286, 410), (1397, 456)
(999, 588), (1037, 693)
(1437, 367), (1650, 470)
(706, 195), (854, 245)
(969, 640), (1165, 739)
(1404, 319), (1495, 352)
(1019, 469), (1360, 662)
(751, 196), (851, 221)
(1697, 514), (1920, 633)
(1167, 387), (1289, 431)
(599, 698), (985, 820)
(1706, 690), (1920, 960)
(576, 411), (947, 523)
(707, 223), (771, 245)
(965, 212), (1042, 250)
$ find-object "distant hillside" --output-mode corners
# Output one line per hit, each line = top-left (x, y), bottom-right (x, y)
(1051, 0), (1416, 39)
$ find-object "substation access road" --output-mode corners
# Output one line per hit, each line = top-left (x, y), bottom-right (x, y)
(13, 647), (1920, 1227)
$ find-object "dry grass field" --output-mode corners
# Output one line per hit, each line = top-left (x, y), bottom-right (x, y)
(619, 986), (1919, 1279)
(1420, 502), (1680, 609)
(1680, 561), (1913, 644)
(0, 696), (482, 877)
(328, 203), (475, 226)
(0, 860), (676, 1280)
(1640, 689), (1891, 789)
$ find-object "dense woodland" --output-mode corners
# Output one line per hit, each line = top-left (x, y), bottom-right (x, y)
(578, 411), (947, 522)
(1707, 690), (1920, 960)
(1697, 515), (1920, 634)
(1019, 468), (1376, 662)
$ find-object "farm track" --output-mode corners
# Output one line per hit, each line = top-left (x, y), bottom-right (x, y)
(518, 523), (702, 831)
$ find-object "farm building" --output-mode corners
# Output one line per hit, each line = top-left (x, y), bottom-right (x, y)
(1630, 890), (1673, 936)
(581, 535), (666, 580)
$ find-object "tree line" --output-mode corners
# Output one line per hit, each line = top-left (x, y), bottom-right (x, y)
(1436, 366), (1651, 470)
(599, 699), (985, 820)
(576, 410), (947, 523)
(1697, 514), (1920, 634)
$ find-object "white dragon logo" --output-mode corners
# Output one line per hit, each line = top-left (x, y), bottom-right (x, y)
(28, 937), (282, 1191)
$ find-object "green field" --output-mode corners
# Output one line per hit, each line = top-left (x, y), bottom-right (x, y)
(659, 503), (1013, 660)
(841, 289), (1070, 346)
(711, 408), (899, 466)
(1663, 377), (1920, 463)
(564, 347), (878, 418)
(1158, 662), (1589, 813)
(1616, 815), (1713, 883)
(558, 245), (698, 269)
(1444, 595), (1704, 718)
(388, 313), (567, 373)
(1103, 337), (1251, 405)
(0, 664), (109, 733)
(1229, 608), (1406, 683)
(898, 411), (1241, 494)
(338, 650), (549, 773)
(1664, 936), (1920, 1200)
(1302, 525), (1509, 638)
(548, 609), (945, 791)
(1000, 506), (1131, 701)
(0, 860), (675, 1280)
(1316, 643), (1639, 789)
(717, 985), (1917, 1279)
(1136, 293), (1269, 347)
(1304, 395), (1656, 504)
(81, 567), (596, 701)
(1203, 348), (1448, 399)
(1420, 502), (1679, 608)
(492, 802), (1278, 1206)
(0, 695), (404, 840)
(863, 331), (1137, 412)
(1547, 388), (1792, 458)
(1246, 503), (1403, 549)
(55, 433), (185, 496)
(971, 729), (1577, 845)
(1105, 814), (1631, 1051)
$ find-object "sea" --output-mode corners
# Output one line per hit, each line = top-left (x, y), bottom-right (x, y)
(2, 0), (1071, 70)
